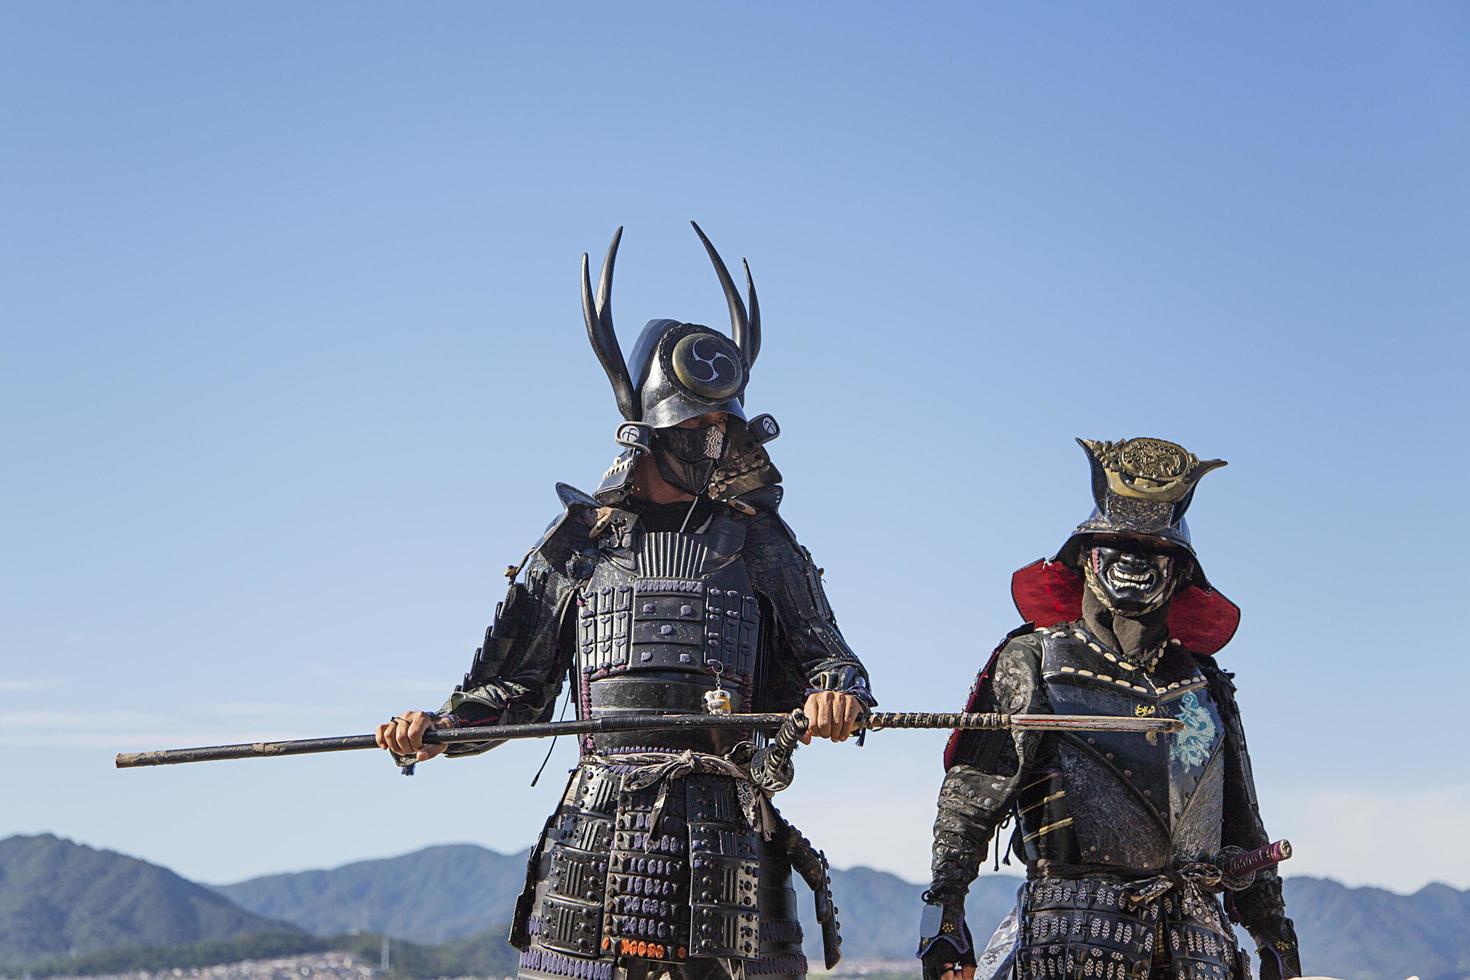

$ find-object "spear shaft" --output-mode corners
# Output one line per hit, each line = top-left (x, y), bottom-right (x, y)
(114, 711), (1181, 770)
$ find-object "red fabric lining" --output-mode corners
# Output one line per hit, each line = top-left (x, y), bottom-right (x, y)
(942, 642), (1005, 770)
(1009, 559), (1240, 655)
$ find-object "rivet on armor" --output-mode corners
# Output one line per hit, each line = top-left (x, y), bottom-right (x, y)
(643, 603), (656, 613)
(681, 604), (694, 616)
(659, 625), (674, 636)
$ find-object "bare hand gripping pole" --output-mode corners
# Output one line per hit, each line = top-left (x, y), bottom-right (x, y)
(114, 711), (1182, 770)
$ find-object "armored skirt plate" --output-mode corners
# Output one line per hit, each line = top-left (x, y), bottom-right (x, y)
(1011, 875), (1243, 979)
(516, 762), (802, 975)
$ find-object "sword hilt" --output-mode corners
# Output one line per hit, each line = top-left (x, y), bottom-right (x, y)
(1216, 839), (1292, 891)
(750, 708), (808, 794)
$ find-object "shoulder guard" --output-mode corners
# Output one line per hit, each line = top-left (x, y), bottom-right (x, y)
(532, 483), (600, 571)
(943, 624), (1038, 771)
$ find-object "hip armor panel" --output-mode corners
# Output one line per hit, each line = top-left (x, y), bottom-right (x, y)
(687, 774), (761, 960)
(522, 764), (770, 972)
(1026, 626), (1226, 873)
(532, 766), (621, 958)
(1012, 876), (1241, 979)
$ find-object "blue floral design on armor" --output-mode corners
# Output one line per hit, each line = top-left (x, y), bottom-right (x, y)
(1168, 692), (1218, 768)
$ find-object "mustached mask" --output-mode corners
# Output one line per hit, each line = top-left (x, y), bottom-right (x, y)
(1010, 436), (1245, 655)
(581, 222), (782, 503)
(1082, 543), (1183, 617)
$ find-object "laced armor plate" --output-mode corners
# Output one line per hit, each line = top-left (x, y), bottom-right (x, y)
(1022, 625), (1226, 872)
(576, 520), (761, 754)
(1011, 875), (1242, 979)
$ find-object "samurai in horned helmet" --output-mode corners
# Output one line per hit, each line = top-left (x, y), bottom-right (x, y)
(917, 438), (1302, 980)
(377, 223), (874, 980)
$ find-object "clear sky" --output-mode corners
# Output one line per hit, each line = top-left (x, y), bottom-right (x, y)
(3, 3), (1467, 894)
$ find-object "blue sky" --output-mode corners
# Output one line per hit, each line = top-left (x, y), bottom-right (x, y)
(3, 3), (1467, 893)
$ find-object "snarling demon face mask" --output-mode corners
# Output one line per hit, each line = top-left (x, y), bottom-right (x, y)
(652, 418), (729, 496)
(1083, 544), (1182, 617)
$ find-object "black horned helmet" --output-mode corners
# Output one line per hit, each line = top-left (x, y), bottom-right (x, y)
(583, 222), (763, 429)
(583, 223), (782, 504)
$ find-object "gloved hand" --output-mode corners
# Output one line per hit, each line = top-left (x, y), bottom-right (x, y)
(1257, 940), (1302, 980)
(917, 893), (975, 980)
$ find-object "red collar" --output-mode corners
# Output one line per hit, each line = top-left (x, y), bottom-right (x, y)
(1010, 559), (1240, 655)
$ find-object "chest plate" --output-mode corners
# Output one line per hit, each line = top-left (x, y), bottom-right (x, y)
(1032, 624), (1225, 871)
(575, 520), (762, 751)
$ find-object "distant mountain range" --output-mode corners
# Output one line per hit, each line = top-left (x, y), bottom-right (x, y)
(214, 844), (528, 946)
(3, 834), (1470, 979)
(0, 835), (299, 969)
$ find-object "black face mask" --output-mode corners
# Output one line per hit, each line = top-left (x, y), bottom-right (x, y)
(652, 423), (727, 496)
(1082, 545), (1181, 617)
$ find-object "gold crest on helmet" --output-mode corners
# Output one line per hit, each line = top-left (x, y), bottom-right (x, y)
(1080, 437), (1226, 504)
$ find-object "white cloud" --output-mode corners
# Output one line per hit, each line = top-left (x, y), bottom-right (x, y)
(61, 632), (112, 644)
(1270, 784), (1470, 892)
(779, 750), (1470, 894)
(0, 678), (60, 693)
(0, 703), (378, 750)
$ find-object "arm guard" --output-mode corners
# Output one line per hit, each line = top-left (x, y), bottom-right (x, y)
(437, 489), (593, 756)
(921, 635), (1048, 975)
(1203, 659), (1302, 979)
(744, 508), (875, 706)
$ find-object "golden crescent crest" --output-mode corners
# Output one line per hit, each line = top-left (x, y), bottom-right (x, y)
(1082, 437), (1225, 503)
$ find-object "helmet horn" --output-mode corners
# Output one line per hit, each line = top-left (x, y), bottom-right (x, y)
(582, 227), (638, 421)
(690, 221), (760, 369)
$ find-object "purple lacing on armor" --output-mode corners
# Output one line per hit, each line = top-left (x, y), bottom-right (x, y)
(598, 744), (693, 756)
(518, 947), (615, 980)
(578, 668), (595, 755)
(759, 919), (804, 944)
(749, 952), (809, 976)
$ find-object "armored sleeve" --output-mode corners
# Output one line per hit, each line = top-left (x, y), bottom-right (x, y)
(743, 511), (874, 705)
(1204, 660), (1302, 979)
(437, 548), (578, 757)
(930, 633), (1049, 904)
(918, 634), (1047, 973)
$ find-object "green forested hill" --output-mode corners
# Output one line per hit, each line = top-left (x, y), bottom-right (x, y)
(5, 835), (1470, 979)
(217, 844), (1470, 979)
(0, 834), (301, 968)
(215, 843), (531, 944)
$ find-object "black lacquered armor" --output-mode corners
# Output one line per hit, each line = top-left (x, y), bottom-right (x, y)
(576, 523), (764, 755)
(922, 437), (1300, 980)
(927, 621), (1285, 979)
(442, 484), (871, 980)
(1019, 625), (1226, 873)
